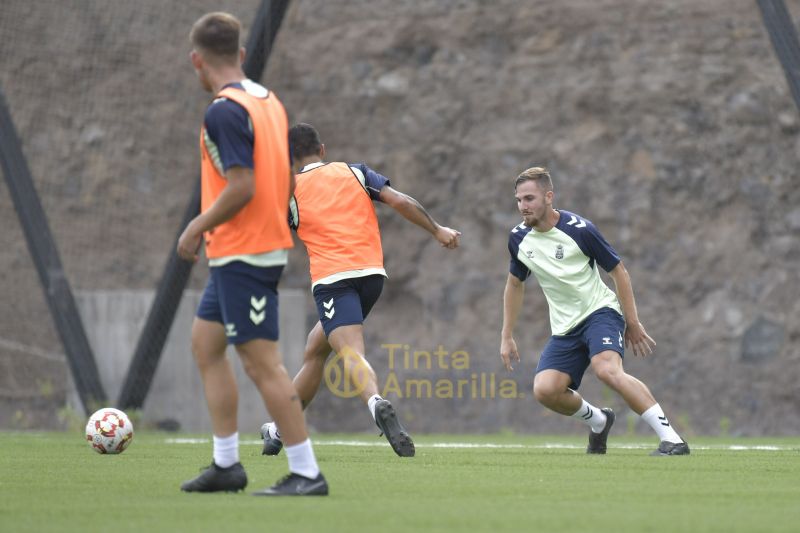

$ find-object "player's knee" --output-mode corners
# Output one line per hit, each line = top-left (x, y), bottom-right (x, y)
(246, 356), (287, 384)
(236, 345), (276, 378)
(303, 343), (328, 363)
(238, 353), (259, 381)
(533, 382), (559, 405)
(594, 364), (623, 386)
(304, 330), (329, 360)
(190, 340), (217, 369)
(304, 330), (317, 352)
(302, 351), (323, 369)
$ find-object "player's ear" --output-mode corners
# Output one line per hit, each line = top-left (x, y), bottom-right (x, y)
(319, 144), (325, 159)
(239, 47), (246, 64)
(190, 50), (202, 69)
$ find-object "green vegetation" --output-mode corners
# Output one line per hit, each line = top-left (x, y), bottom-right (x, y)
(1, 432), (798, 532)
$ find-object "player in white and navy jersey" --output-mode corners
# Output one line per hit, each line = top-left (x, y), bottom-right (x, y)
(500, 167), (689, 456)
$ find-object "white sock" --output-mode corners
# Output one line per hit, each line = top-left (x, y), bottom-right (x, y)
(641, 403), (683, 443)
(212, 432), (239, 468)
(284, 438), (320, 479)
(367, 394), (383, 421)
(571, 399), (608, 433)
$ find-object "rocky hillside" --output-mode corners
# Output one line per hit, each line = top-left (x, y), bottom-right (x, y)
(1, 0), (798, 435)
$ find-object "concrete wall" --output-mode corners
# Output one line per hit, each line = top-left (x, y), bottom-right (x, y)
(71, 289), (309, 434)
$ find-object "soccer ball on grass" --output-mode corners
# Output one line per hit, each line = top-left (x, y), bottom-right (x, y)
(85, 407), (134, 454)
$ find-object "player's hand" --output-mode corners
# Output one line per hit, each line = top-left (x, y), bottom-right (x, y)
(624, 321), (656, 357)
(500, 336), (520, 371)
(177, 222), (202, 262)
(435, 226), (461, 249)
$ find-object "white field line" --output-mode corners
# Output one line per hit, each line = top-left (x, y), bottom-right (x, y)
(0, 336), (65, 362)
(164, 438), (797, 451)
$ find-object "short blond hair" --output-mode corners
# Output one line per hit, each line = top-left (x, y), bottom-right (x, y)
(515, 167), (553, 191)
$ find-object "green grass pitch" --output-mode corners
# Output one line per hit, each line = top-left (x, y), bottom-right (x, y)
(1, 432), (799, 533)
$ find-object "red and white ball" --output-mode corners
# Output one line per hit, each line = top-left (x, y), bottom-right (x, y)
(85, 408), (134, 454)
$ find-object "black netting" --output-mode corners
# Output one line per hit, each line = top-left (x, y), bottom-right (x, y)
(0, 0), (269, 425)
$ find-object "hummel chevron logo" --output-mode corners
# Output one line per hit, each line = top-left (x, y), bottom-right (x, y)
(323, 298), (335, 319)
(250, 309), (265, 325)
(251, 296), (266, 311)
(566, 215), (587, 228)
(658, 416), (671, 427)
(581, 406), (593, 420)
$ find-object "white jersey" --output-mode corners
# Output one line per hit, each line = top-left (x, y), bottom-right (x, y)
(508, 210), (622, 335)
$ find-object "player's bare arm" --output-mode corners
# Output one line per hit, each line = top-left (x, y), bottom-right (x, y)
(608, 262), (656, 357)
(177, 166), (254, 262)
(378, 186), (461, 249)
(500, 273), (525, 371)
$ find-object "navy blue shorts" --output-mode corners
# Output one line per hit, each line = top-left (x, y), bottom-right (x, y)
(196, 262), (283, 344)
(312, 275), (384, 337)
(535, 307), (625, 390)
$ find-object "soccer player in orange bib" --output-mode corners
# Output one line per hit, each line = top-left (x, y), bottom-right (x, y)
(177, 12), (327, 496)
(260, 123), (461, 457)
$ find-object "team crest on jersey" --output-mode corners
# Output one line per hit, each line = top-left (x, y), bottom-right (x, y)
(525, 250), (534, 259)
(555, 244), (564, 259)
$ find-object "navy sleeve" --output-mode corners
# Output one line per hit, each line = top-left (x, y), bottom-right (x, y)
(559, 212), (620, 272)
(583, 222), (621, 272)
(508, 229), (531, 281)
(204, 98), (254, 171)
(350, 163), (390, 201)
